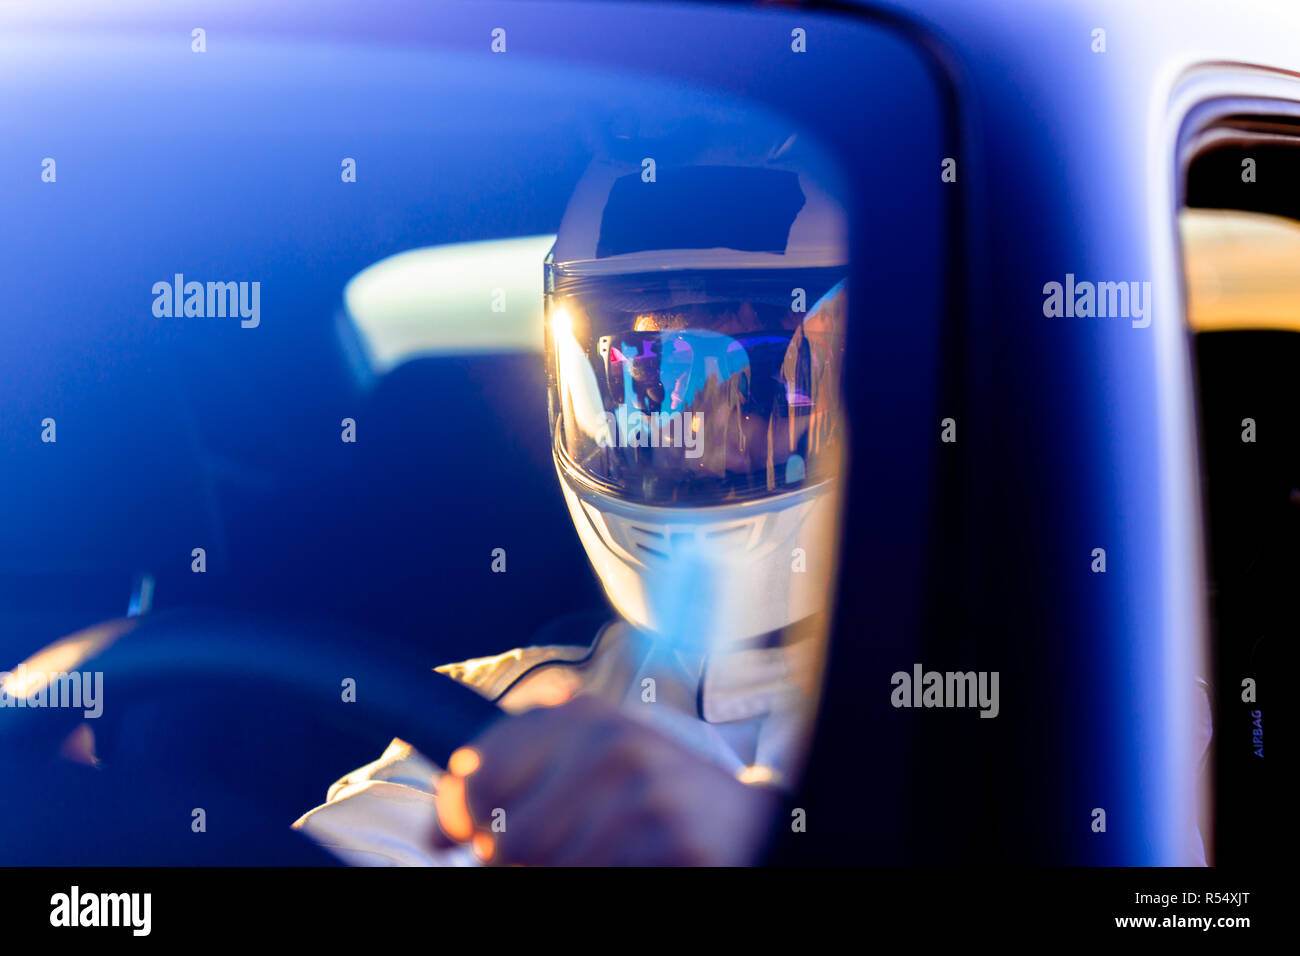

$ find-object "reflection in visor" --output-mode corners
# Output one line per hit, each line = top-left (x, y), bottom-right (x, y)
(547, 270), (846, 505)
(602, 330), (808, 411)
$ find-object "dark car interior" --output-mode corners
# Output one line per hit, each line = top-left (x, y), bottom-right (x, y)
(0, 344), (604, 865)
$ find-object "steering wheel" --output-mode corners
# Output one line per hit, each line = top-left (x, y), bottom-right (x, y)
(0, 608), (504, 864)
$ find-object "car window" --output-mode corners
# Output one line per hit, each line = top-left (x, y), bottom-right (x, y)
(1181, 128), (1297, 865)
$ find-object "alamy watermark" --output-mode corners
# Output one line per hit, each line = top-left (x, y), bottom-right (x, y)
(152, 273), (260, 328)
(597, 406), (704, 458)
(0, 665), (103, 718)
(890, 663), (999, 718)
(50, 886), (150, 936)
(1042, 274), (1152, 328)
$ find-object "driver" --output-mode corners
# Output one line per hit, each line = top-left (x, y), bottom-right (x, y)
(293, 138), (849, 865)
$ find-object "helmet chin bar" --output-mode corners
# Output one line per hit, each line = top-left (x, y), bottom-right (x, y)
(556, 458), (838, 652)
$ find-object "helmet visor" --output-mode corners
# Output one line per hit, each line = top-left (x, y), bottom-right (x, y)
(546, 268), (846, 505)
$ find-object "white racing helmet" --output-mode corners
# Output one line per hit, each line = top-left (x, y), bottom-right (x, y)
(544, 138), (848, 650)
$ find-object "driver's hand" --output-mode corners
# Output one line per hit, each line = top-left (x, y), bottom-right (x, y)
(431, 695), (781, 865)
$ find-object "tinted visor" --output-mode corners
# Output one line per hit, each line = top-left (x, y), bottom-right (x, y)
(546, 268), (846, 505)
